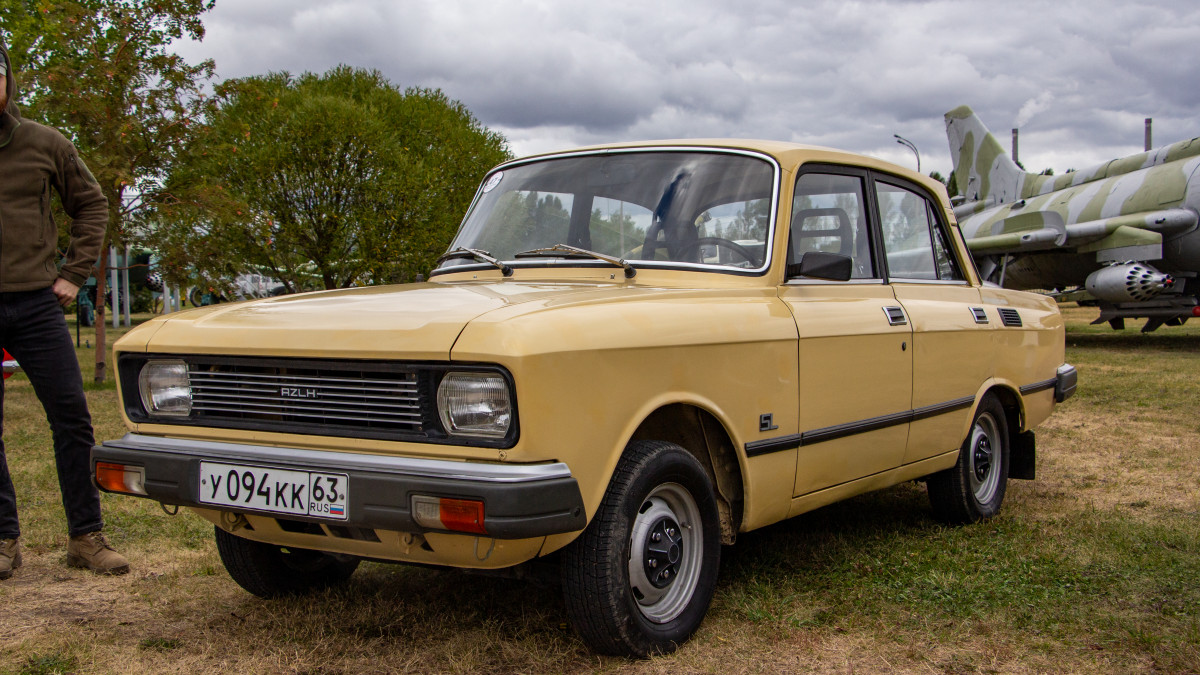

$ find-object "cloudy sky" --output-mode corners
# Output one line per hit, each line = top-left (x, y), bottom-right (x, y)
(173, 0), (1200, 179)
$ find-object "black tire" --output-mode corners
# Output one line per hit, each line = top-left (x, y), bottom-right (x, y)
(213, 526), (359, 598)
(927, 394), (1010, 524)
(561, 441), (721, 657)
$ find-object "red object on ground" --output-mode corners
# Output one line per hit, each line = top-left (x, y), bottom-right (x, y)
(2, 349), (17, 380)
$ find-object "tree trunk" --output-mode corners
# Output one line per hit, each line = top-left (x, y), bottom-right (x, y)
(94, 252), (107, 384)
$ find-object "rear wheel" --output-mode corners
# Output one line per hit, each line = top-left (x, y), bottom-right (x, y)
(214, 526), (359, 598)
(562, 441), (721, 657)
(928, 394), (1010, 524)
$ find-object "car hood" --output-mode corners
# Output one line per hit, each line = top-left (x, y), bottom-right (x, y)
(126, 281), (654, 360)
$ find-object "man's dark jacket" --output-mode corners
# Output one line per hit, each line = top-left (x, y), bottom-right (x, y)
(0, 39), (107, 292)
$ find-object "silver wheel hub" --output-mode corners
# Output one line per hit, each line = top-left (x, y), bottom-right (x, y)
(967, 412), (1001, 504)
(642, 517), (683, 588)
(627, 483), (704, 624)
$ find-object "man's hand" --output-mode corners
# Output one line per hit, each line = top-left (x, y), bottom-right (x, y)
(52, 278), (81, 306)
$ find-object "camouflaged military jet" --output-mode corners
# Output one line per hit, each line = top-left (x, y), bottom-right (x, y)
(945, 105), (1200, 331)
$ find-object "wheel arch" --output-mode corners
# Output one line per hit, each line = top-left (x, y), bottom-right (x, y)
(628, 403), (745, 545)
(980, 381), (1025, 438)
(982, 382), (1035, 480)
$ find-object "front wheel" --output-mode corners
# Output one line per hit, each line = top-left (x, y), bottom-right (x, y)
(214, 526), (359, 598)
(562, 441), (721, 657)
(927, 394), (1010, 524)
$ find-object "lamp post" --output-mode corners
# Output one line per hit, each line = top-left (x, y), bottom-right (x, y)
(893, 134), (920, 173)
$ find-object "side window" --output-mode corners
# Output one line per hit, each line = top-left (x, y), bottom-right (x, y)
(876, 182), (937, 280)
(790, 172), (874, 279)
(928, 203), (964, 281)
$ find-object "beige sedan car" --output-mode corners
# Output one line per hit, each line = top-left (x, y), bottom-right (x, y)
(94, 140), (1075, 657)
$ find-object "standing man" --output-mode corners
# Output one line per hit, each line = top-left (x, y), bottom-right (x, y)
(0, 38), (128, 578)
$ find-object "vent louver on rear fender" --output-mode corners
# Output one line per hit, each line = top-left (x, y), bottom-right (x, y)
(997, 307), (1023, 327)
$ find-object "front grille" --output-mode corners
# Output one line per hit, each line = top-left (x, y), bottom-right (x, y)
(119, 354), (518, 448)
(189, 363), (423, 433)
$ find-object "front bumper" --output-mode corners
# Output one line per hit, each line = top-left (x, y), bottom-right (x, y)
(92, 433), (586, 539)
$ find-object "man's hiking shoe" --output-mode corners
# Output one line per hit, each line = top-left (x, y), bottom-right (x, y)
(0, 538), (20, 580)
(67, 531), (130, 575)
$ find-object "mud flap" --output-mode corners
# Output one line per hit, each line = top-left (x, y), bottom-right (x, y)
(1010, 430), (1036, 480)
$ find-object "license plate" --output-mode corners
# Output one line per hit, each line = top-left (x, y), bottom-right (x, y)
(199, 462), (349, 520)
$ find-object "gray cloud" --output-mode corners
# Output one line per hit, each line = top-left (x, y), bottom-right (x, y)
(173, 0), (1200, 176)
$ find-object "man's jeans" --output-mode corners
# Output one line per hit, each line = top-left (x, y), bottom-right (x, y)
(0, 287), (102, 539)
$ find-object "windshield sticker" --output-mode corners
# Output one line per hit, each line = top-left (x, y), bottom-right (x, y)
(482, 171), (504, 193)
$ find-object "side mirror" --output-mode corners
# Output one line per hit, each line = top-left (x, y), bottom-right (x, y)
(786, 251), (853, 281)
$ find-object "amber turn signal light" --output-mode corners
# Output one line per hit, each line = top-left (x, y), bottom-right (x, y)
(411, 495), (487, 535)
(96, 462), (147, 496)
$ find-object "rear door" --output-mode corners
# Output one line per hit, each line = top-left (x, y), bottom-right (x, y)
(874, 177), (993, 464)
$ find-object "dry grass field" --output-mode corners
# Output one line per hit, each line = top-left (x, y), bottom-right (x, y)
(1, 304), (1197, 674)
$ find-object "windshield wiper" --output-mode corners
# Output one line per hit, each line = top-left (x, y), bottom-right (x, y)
(514, 244), (637, 279)
(436, 247), (513, 277)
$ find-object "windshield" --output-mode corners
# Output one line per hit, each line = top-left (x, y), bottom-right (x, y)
(439, 150), (777, 274)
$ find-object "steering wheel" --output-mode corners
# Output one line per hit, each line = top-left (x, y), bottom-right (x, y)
(677, 237), (762, 267)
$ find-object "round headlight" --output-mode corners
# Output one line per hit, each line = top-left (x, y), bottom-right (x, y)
(437, 372), (511, 438)
(138, 359), (192, 417)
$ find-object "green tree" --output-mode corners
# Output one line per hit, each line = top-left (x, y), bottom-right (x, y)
(472, 191), (570, 258)
(728, 199), (771, 240)
(928, 169), (960, 198)
(159, 66), (511, 291)
(589, 205), (643, 257)
(1, 0), (216, 382)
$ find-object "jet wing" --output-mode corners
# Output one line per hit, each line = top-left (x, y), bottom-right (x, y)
(964, 211), (1066, 254)
(964, 208), (1197, 261)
